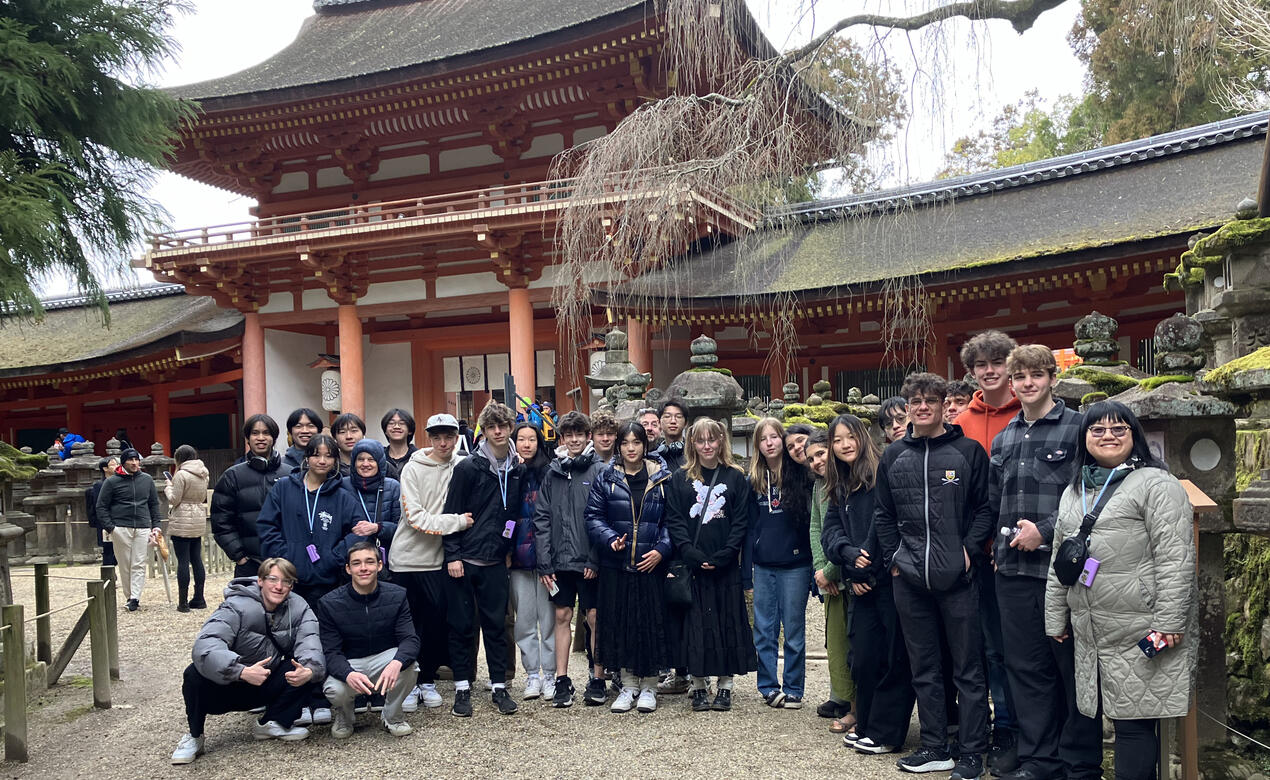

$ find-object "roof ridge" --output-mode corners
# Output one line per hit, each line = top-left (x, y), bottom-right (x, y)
(776, 111), (1270, 223)
(34, 284), (186, 313)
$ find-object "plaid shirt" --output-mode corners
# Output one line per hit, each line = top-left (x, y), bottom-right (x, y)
(989, 399), (1083, 580)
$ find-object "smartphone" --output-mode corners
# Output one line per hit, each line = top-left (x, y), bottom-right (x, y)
(162, 470), (173, 481)
(548, 579), (560, 597)
(1138, 631), (1169, 658)
(1078, 557), (1100, 587)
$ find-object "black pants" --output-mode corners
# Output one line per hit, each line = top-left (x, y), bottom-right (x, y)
(445, 561), (510, 684)
(848, 583), (916, 747)
(1054, 627), (1106, 778)
(1111, 718), (1158, 780)
(393, 568), (450, 683)
(233, 559), (258, 579)
(182, 663), (314, 737)
(172, 536), (205, 602)
(893, 575), (989, 754)
(99, 536), (117, 567)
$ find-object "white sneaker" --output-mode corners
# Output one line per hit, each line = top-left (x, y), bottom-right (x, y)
(383, 719), (413, 737)
(402, 689), (419, 713)
(524, 674), (543, 700)
(418, 683), (443, 709)
(636, 688), (657, 713)
(310, 707), (332, 725)
(330, 708), (354, 739)
(610, 687), (637, 713)
(295, 707), (313, 726)
(170, 733), (204, 764)
(252, 720), (310, 741)
(542, 674), (556, 701)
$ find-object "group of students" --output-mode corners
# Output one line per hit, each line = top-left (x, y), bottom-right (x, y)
(171, 328), (1197, 779)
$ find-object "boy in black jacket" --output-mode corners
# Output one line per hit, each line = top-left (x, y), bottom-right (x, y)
(874, 373), (994, 778)
(441, 401), (524, 717)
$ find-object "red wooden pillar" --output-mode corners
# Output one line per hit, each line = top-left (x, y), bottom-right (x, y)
(153, 388), (170, 455)
(410, 341), (435, 446)
(627, 317), (652, 380)
(337, 304), (365, 419)
(242, 311), (267, 418)
(508, 287), (535, 406)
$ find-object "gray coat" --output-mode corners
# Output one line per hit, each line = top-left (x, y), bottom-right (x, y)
(1044, 467), (1197, 719)
(191, 578), (325, 685)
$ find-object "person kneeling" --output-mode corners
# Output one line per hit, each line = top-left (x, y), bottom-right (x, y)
(171, 558), (324, 764)
(318, 541), (420, 738)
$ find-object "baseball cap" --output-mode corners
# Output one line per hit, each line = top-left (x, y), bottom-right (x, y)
(425, 413), (460, 432)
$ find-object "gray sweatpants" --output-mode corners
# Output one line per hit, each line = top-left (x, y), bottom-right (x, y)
(110, 527), (149, 602)
(509, 569), (555, 676)
(323, 647), (419, 724)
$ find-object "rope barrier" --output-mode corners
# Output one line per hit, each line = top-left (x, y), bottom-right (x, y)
(10, 573), (107, 582)
(1199, 709), (1270, 753)
(24, 598), (92, 622)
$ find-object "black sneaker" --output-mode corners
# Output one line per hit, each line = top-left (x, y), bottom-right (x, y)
(451, 689), (472, 718)
(188, 596), (207, 609)
(584, 677), (607, 706)
(763, 690), (786, 708)
(553, 675), (575, 708)
(987, 729), (1018, 776)
(492, 687), (518, 715)
(896, 746), (955, 773)
(690, 689), (711, 712)
(710, 689), (732, 711)
(782, 696), (804, 709)
(952, 753), (984, 780)
(126, 599), (139, 612)
(817, 699), (849, 719)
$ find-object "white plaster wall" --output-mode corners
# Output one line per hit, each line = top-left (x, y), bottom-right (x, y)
(301, 289), (339, 312)
(435, 271), (504, 297)
(264, 330), (326, 450)
(316, 166), (353, 188)
(523, 133), (564, 160)
(271, 171), (308, 195)
(358, 279), (429, 306)
(439, 145), (500, 172)
(362, 340), (414, 443)
(369, 153), (430, 182)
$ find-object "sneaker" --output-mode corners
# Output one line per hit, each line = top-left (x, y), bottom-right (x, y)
(763, 690), (786, 708)
(188, 596), (207, 609)
(611, 687), (636, 713)
(636, 688), (657, 713)
(817, 699), (850, 719)
(252, 720), (309, 741)
(657, 673), (690, 695)
(843, 730), (861, 744)
(524, 674), (543, 700)
(417, 683), (443, 709)
(310, 707), (332, 725)
(383, 719), (413, 737)
(952, 754), (985, 780)
(710, 689), (732, 711)
(608, 676), (623, 698)
(170, 733), (204, 764)
(987, 730), (1018, 776)
(295, 708), (313, 726)
(854, 736), (898, 754)
(896, 746), (955, 773)
(126, 598), (139, 612)
(330, 708), (354, 739)
(368, 693), (385, 712)
(553, 675), (575, 708)
(542, 674), (556, 701)
(783, 696), (804, 709)
(401, 689), (419, 713)
(451, 689), (472, 718)
(353, 695), (369, 714)
(690, 689), (711, 712)
(584, 676), (607, 706)
(492, 687), (518, 715)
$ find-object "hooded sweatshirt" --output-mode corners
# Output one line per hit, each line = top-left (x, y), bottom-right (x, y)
(955, 389), (1022, 455)
(391, 447), (470, 572)
(166, 458), (211, 538)
(441, 440), (524, 566)
(340, 439), (400, 551)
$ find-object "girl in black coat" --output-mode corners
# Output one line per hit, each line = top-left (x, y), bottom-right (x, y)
(665, 417), (757, 713)
(585, 423), (673, 713)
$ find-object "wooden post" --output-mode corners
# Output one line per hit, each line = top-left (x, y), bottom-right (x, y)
(3, 603), (27, 762)
(508, 286), (536, 402)
(87, 581), (111, 709)
(33, 563), (50, 665)
(100, 566), (119, 680)
(337, 304), (365, 419)
(242, 312), (268, 418)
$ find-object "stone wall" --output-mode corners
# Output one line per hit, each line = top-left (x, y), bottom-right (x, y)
(1226, 428), (1270, 730)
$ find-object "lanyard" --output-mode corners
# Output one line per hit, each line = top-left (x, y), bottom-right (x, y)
(496, 463), (509, 510)
(357, 488), (381, 525)
(1081, 469), (1118, 516)
(304, 485), (319, 533)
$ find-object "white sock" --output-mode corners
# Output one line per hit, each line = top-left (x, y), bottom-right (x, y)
(455, 680), (470, 691)
(492, 682), (505, 690)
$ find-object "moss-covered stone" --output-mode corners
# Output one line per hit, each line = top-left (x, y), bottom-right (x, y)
(0, 441), (47, 481)
(1225, 533), (1270, 727)
(1139, 374), (1196, 391)
(1081, 391), (1109, 405)
(784, 403), (835, 424)
(1191, 216), (1270, 261)
(1206, 346), (1270, 389)
(1236, 429), (1270, 493)
(686, 366), (733, 376)
(1058, 366), (1139, 395)
(781, 414), (828, 430)
(1163, 262), (1207, 291)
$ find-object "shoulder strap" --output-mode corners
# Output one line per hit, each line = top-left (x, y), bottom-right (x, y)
(1076, 475), (1124, 541)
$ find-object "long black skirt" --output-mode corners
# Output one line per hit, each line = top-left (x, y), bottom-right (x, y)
(595, 567), (670, 678)
(681, 564), (757, 678)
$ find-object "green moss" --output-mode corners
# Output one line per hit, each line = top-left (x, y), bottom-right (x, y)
(1080, 392), (1108, 405)
(0, 441), (47, 481)
(1235, 429), (1270, 493)
(1058, 366), (1140, 395)
(783, 403), (837, 424)
(1191, 216), (1270, 261)
(1205, 346), (1270, 389)
(1139, 374), (1195, 391)
(781, 415), (828, 430)
(686, 367), (733, 376)
(1163, 262), (1206, 291)
(1225, 533), (1270, 726)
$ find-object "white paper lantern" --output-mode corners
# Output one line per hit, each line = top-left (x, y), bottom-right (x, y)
(321, 368), (342, 411)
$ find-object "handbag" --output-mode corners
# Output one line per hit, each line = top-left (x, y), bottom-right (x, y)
(665, 470), (720, 607)
(1053, 475), (1122, 587)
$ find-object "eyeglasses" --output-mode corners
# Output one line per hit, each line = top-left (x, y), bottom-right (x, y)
(907, 397), (942, 408)
(1088, 425), (1131, 439)
(263, 575), (296, 588)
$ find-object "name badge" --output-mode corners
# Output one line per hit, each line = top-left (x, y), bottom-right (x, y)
(306, 544), (320, 563)
(503, 520), (516, 539)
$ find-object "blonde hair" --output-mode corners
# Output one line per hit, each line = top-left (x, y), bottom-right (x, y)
(683, 417), (739, 482)
(1006, 343), (1057, 377)
(748, 417), (785, 492)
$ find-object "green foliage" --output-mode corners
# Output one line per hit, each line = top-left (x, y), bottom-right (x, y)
(1138, 374), (1195, 391)
(0, 0), (195, 320)
(937, 91), (1104, 178)
(1059, 366), (1140, 395)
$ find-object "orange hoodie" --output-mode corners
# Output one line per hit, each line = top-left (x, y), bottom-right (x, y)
(954, 389), (1021, 454)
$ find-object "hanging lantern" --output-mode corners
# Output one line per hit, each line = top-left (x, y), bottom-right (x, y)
(321, 368), (342, 412)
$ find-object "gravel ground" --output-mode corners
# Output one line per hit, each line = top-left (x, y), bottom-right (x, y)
(2, 564), (920, 779)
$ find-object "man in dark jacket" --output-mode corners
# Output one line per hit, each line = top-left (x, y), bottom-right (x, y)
(318, 541), (419, 738)
(171, 557), (324, 764)
(213, 415), (287, 578)
(96, 447), (161, 611)
(441, 401), (524, 718)
(874, 372), (994, 778)
(532, 411), (602, 707)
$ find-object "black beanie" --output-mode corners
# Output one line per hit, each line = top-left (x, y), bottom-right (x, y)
(121, 448), (141, 462)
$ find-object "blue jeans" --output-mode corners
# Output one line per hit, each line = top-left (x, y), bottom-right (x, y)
(752, 564), (810, 698)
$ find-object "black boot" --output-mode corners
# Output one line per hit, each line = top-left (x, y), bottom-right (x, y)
(177, 586), (190, 613)
(189, 583), (206, 610)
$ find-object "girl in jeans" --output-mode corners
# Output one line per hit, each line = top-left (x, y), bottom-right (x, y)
(166, 444), (210, 612)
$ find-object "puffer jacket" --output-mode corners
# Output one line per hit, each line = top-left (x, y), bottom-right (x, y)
(874, 424), (994, 592)
(340, 439), (400, 551)
(441, 442), (524, 565)
(211, 452), (286, 565)
(166, 459), (210, 538)
(257, 469), (359, 589)
(533, 448), (602, 574)
(1044, 467), (1197, 719)
(95, 468), (161, 530)
(317, 581), (420, 682)
(585, 456), (672, 572)
(191, 577), (325, 685)
(511, 466), (545, 570)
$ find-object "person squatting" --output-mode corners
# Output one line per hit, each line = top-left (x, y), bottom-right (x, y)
(173, 342), (1196, 780)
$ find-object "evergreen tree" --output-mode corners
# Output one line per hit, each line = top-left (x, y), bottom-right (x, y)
(0, 0), (193, 320)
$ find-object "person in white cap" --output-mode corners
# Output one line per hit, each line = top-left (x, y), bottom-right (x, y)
(390, 413), (473, 711)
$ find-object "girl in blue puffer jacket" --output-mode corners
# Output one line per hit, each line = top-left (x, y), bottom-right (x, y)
(509, 423), (555, 700)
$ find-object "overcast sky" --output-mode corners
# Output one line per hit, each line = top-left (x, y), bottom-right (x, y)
(128, 0), (1085, 289)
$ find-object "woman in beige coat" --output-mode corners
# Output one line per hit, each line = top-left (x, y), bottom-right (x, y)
(166, 445), (210, 612)
(1045, 401), (1196, 780)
